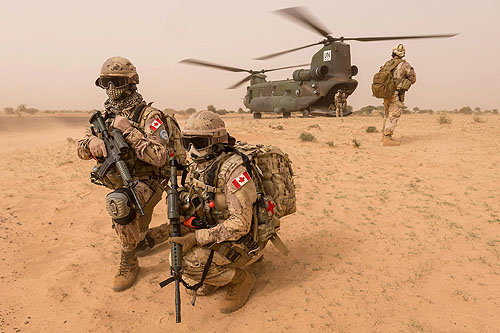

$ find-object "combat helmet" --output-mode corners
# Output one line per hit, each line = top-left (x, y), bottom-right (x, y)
(95, 56), (140, 88)
(392, 44), (405, 58)
(182, 111), (230, 160)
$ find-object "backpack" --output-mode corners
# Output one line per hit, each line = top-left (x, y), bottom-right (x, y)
(232, 142), (296, 250)
(371, 58), (404, 99)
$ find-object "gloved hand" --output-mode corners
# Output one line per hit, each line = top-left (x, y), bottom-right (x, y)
(170, 233), (197, 252)
(112, 115), (133, 132)
(88, 136), (107, 157)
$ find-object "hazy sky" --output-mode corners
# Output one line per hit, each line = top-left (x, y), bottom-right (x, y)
(1, 0), (499, 111)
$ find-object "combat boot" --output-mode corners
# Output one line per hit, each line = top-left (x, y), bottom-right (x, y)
(219, 268), (256, 314)
(382, 135), (400, 147)
(113, 250), (139, 292)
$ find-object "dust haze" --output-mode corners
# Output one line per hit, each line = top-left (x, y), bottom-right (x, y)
(0, 1), (499, 332)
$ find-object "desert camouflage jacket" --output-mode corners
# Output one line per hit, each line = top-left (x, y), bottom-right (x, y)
(77, 102), (181, 185)
(186, 152), (257, 246)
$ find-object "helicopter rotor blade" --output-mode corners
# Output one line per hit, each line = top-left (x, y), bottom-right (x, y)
(254, 41), (322, 60)
(343, 33), (459, 42)
(263, 63), (310, 73)
(275, 6), (331, 38)
(179, 58), (250, 73)
(227, 75), (253, 89)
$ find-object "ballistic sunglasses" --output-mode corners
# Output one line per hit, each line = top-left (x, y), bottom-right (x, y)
(96, 76), (131, 89)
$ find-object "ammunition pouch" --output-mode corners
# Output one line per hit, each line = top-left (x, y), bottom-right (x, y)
(209, 234), (261, 268)
(106, 188), (136, 225)
(400, 78), (412, 92)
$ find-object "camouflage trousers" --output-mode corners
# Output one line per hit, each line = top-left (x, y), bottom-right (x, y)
(176, 246), (237, 287)
(382, 92), (403, 136)
(112, 180), (165, 252)
(335, 103), (345, 117)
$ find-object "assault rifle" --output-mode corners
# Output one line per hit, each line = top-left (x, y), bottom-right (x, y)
(88, 111), (144, 215)
(159, 152), (214, 323)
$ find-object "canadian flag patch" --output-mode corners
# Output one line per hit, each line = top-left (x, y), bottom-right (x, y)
(150, 118), (163, 132)
(231, 171), (251, 189)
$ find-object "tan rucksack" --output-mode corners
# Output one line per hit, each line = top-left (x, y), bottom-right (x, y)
(371, 58), (403, 99)
(233, 142), (296, 248)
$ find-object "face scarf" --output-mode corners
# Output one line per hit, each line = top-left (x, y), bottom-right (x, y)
(105, 83), (143, 113)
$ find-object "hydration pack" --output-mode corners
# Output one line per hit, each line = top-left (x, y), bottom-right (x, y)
(232, 142), (296, 247)
(371, 58), (403, 99)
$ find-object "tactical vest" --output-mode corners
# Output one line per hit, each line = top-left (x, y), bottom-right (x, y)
(183, 143), (296, 267)
(95, 103), (186, 189)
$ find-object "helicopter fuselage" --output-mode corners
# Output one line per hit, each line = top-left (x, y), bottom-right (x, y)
(244, 42), (358, 116)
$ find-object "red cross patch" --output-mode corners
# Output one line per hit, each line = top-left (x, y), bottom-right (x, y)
(266, 200), (275, 215)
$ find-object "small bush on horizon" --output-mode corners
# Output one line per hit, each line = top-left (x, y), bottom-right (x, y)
(366, 126), (378, 133)
(473, 115), (485, 123)
(299, 132), (315, 142)
(438, 115), (452, 125)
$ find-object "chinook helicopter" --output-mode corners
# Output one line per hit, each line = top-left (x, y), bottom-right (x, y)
(181, 7), (457, 119)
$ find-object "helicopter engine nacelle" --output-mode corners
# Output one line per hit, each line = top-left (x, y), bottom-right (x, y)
(292, 65), (329, 81)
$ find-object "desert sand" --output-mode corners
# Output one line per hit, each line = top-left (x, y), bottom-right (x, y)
(0, 113), (499, 332)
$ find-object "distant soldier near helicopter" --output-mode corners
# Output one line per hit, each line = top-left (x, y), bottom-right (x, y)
(334, 89), (348, 118)
(373, 44), (417, 146)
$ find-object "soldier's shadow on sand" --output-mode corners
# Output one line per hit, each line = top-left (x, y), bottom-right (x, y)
(398, 133), (447, 144)
(248, 229), (358, 293)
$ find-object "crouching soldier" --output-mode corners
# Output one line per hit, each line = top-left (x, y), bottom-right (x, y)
(77, 56), (186, 291)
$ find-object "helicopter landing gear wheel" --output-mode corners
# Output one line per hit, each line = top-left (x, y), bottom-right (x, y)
(302, 110), (310, 117)
(283, 111), (291, 118)
(253, 112), (262, 119)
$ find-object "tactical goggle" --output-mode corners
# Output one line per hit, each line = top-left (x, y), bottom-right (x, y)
(95, 76), (132, 89)
(181, 136), (213, 150)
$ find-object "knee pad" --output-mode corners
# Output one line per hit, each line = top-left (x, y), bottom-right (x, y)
(106, 188), (136, 225)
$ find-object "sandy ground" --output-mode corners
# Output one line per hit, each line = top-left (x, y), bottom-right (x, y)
(0, 113), (499, 332)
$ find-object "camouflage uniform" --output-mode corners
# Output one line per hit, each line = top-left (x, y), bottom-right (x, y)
(180, 155), (258, 286)
(382, 60), (416, 136)
(77, 104), (181, 252)
(172, 110), (258, 313)
(77, 56), (186, 291)
(334, 89), (347, 118)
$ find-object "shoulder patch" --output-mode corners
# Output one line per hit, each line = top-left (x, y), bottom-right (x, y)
(150, 117), (163, 132)
(231, 171), (251, 190)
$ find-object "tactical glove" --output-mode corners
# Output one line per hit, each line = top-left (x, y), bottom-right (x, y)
(88, 136), (107, 157)
(112, 115), (133, 132)
(171, 233), (197, 252)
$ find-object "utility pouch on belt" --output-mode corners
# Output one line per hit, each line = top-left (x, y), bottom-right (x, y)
(209, 234), (261, 268)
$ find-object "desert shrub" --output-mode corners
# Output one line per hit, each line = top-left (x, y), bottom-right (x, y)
(352, 139), (361, 148)
(276, 125), (284, 130)
(4, 107), (14, 115)
(473, 115), (485, 123)
(438, 115), (452, 124)
(366, 126), (378, 133)
(326, 140), (335, 147)
(215, 109), (229, 115)
(307, 124), (320, 129)
(299, 132), (315, 142)
(458, 106), (473, 114)
(207, 105), (216, 112)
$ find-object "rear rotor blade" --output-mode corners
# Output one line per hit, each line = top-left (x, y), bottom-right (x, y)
(275, 6), (330, 38)
(227, 75), (253, 89)
(263, 63), (310, 73)
(343, 33), (459, 42)
(179, 58), (250, 73)
(254, 41), (322, 60)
